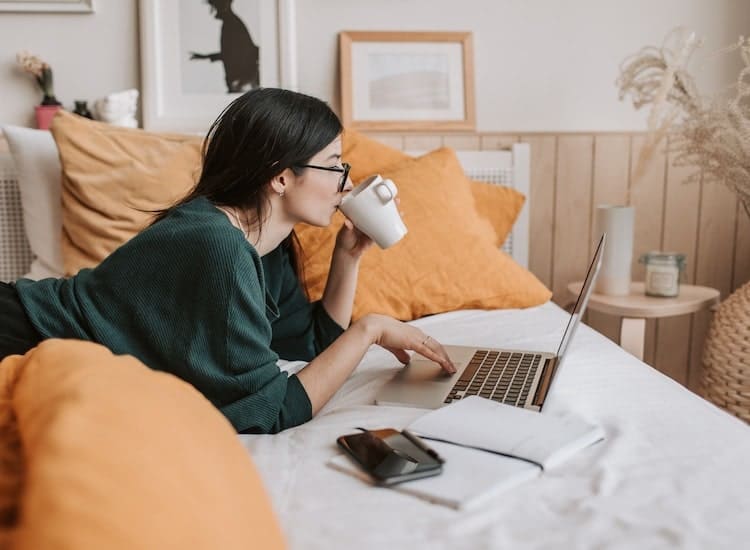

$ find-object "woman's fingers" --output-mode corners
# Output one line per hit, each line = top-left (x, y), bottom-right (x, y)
(365, 314), (456, 374)
(383, 340), (454, 373)
(335, 218), (373, 258)
(416, 335), (456, 374)
(384, 346), (411, 365)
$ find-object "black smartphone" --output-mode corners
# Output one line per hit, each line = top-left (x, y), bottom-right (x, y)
(337, 428), (444, 486)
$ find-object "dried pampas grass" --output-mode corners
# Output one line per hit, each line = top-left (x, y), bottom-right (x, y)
(617, 27), (750, 218)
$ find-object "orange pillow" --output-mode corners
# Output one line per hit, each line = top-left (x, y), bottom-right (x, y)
(50, 111), (203, 275)
(342, 129), (525, 247)
(342, 128), (409, 181)
(0, 340), (284, 550)
(296, 148), (551, 321)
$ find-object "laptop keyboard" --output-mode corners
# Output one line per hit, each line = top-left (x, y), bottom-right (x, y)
(444, 350), (543, 407)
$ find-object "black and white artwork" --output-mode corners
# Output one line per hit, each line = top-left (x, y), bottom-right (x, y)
(140, 0), (290, 132)
(181, 0), (262, 94)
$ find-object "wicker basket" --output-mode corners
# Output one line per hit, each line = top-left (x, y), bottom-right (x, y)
(702, 280), (750, 422)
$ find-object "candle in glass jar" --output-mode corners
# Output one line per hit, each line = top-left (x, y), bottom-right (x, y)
(639, 252), (686, 297)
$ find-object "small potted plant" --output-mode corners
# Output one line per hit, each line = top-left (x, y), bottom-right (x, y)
(16, 50), (63, 130)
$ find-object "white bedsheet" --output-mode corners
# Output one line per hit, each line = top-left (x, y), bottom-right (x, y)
(240, 303), (750, 550)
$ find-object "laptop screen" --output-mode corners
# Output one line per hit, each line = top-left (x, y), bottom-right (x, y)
(554, 234), (606, 360)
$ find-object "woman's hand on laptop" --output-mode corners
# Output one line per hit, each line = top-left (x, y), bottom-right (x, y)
(356, 314), (457, 374)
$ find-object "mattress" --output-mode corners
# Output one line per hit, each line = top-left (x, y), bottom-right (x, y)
(240, 303), (750, 549)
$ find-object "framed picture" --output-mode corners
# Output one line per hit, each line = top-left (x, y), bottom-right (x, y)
(139, 0), (298, 133)
(339, 31), (475, 131)
(0, 0), (93, 12)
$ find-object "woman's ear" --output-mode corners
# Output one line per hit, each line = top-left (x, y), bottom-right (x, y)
(270, 176), (285, 196)
(271, 169), (291, 196)
(270, 167), (295, 196)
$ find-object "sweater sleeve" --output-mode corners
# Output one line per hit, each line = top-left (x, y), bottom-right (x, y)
(222, 373), (312, 434)
(267, 246), (345, 361)
(222, 246), (312, 433)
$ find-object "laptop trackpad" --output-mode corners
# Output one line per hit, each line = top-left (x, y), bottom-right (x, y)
(375, 358), (457, 409)
(398, 358), (456, 382)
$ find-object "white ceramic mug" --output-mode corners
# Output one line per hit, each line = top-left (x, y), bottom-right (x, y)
(339, 174), (408, 249)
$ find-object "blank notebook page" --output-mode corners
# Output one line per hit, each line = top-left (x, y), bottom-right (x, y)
(407, 396), (605, 469)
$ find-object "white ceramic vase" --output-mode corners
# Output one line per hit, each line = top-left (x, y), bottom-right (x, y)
(594, 205), (634, 296)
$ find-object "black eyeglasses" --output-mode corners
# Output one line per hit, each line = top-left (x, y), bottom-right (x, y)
(296, 162), (351, 192)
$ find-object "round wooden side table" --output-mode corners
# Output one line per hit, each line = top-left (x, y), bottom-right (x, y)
(567, 281), (720, 361)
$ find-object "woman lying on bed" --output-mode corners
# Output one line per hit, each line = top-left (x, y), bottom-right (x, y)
(0, 88), (455, 433)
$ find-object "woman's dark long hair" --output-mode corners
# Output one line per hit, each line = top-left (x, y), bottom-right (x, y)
(152, 87), (342, 279)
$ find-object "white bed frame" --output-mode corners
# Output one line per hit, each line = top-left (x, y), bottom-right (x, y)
(405, 144), (531, 269)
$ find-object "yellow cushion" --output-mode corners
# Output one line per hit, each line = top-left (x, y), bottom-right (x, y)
(471, 181), (525, 248)
(296, 148), (551, 321)
(342, 128), (408, 180)
(342, 129), (526, 247)
(0, 340), (285, 550)
(50, 111), (202, 275)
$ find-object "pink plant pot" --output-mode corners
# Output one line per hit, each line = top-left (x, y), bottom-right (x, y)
(35, 105), (62, 130)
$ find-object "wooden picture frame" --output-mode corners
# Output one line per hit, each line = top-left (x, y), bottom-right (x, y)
(0, 0), (94, 12)
(339, 31), (475, 131)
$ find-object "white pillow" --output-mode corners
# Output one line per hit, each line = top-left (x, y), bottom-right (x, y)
(3, 126), (65, 279)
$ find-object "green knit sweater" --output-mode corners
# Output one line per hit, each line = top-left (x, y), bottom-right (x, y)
(16, 197), (344, 433)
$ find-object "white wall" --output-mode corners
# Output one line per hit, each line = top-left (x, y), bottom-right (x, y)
(0, 0), (747, 131)
(0, 1), (139, 127)
(296, 0), (749, 131)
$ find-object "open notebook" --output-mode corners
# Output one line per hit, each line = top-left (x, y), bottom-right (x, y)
(328, 396), (605, 509)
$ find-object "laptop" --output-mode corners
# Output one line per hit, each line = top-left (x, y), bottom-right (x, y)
(375, 233), (606, 412)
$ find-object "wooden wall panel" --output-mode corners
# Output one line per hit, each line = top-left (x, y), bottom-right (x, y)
(402, 134), (443, 152)
(480, 135), (519, 150)
(654, 142), (702, 385)
(443, 135), (481, 150)
(552, 136), (594, 303)
(591, 135), (632, 248)
(629, 135), (668, 365)
(521, 136), (557, 290)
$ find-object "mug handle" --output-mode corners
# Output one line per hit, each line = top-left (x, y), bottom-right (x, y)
(374, 179), (398, 203)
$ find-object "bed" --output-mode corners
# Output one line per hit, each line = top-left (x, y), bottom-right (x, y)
(1, 118), (749, 549)
(243, 304), (750, 549)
